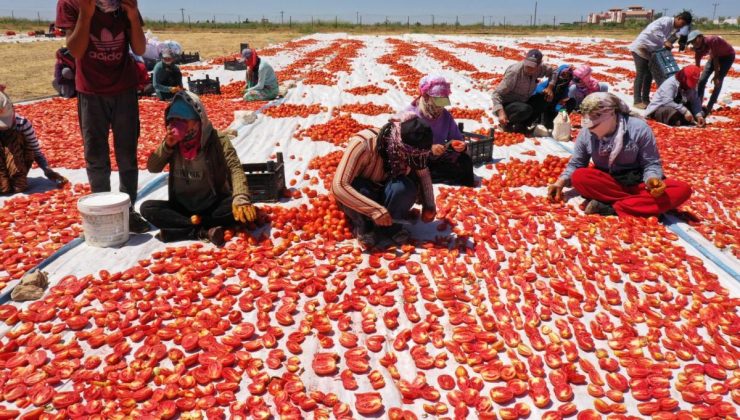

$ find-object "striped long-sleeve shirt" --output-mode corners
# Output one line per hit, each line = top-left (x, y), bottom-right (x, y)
(332, 128), (435, 221)
(14, 115), (49, 170)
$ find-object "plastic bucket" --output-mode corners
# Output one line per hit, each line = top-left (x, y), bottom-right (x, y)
(77, 192), (130, 247)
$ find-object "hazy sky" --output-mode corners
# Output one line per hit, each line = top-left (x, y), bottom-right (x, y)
(3, 1), (738, 24)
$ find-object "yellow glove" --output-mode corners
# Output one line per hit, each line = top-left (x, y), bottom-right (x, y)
(232, 194), (257, 223)
(646, 178), (666, 198)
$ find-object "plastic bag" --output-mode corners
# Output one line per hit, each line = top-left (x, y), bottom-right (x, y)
(552, 111), (572, 141)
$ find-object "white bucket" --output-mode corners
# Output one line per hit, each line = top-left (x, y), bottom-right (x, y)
(77, 192), (131, 247)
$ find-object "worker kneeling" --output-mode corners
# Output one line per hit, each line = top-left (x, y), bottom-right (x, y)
(332, 114), (436, 249)
(645, 65), (705, 127)
(548, 93), (691, 217)
(141, 91), (256, 246)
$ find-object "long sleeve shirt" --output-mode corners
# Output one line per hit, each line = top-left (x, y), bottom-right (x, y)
(14, 115), (49, 170)
(246, 61), (278, 93)
(694, 36), (736, 66)
(644, 76), (702, 117)
(629, 16), (689, 58)
(560, 116), (663, 186)
(405, 105), (462, 145)
(152, 61), (183, 95)
(332, 128), (435, 221)
(491, 61), (555, 113)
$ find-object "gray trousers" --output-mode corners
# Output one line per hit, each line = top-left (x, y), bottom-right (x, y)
(632, 52), (652, 104)
(77, 89), (140, 205)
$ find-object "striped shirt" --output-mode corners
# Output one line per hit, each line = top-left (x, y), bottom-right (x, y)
(332, 128), (435, 221)
(14, 115), (49, 170)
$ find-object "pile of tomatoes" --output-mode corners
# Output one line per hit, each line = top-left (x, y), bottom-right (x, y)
(262, 104), (325, 118)
(450, 108), (487, 122)
(495, 156), (570, 187)
(345, 85), (388, 96)
(294, 115), (373, 146)
(333, 103), (394, 116)
(0, 183), (88, 288)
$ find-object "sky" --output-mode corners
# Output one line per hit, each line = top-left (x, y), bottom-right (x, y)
(2, 1), (738, 24)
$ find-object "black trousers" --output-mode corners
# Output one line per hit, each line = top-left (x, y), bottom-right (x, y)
(140, 195), (235, 240)
(541, 97), (577, 129)
(503, 94), (547, 132)
(429, 152), (475, 187)
(77, 89), (140, 205)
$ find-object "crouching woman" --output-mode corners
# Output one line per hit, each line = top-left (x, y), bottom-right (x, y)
(548, 93), (691, 217)
(332, 114), (436, 249)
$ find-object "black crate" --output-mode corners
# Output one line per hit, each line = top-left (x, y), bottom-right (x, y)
(34, 30), (45, 36)
(224, 60), (247, 71)
(650, 49), (680, 86)
(458, 123), (494, 165)
(242, 153), (286, 203)
(44, 33), (56, 38)
(187, 75), (221, 95)
(177, 51), (201, 65)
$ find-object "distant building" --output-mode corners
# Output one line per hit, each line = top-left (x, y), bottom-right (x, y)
(713, 17), (738, 25)
(588, 5), (654, 24)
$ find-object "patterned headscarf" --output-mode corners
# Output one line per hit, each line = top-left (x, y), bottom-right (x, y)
(378, 113), (433, 178)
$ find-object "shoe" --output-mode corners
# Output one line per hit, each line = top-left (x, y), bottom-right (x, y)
(129, 210), (150, 233)
(701, 106), (710, 116)
(633, 103), (647, 110)
(356, 232), (377, 250)
(390, 228), (411, 245)
(532, 124), (552, 137)
(197, 226), (226, 247)
(584, 200), (617, 216)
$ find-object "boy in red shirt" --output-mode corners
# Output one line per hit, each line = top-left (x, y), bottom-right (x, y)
(56, 0), (149, 232)
(688, 30), (737, 115)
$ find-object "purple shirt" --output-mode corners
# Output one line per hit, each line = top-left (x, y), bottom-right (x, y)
(406, 104), (463, 145)
(695, 36), (736, 66)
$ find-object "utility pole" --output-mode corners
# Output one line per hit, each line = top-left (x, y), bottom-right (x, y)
(533, 1), (538, 27)
(553, 15), (556, 28)
(712, 3), (719, 21)
(662, 8), (668, 18)
(432, 14), (435, 27)
(356, 12), (359, 25)
(281, 11), (284, 25)
(180, 8), (185, 24)
(37, 11), (41, 25)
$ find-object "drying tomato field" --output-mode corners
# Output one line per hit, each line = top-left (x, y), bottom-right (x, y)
(0, 34), (738, 420)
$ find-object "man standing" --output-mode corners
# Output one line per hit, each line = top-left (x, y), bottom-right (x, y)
(688, 30), (737, 115)
(56, 0), (149, 232)
(628, 11), (692, 109)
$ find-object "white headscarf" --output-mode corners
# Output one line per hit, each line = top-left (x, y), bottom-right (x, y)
(580, 93), (635, 168)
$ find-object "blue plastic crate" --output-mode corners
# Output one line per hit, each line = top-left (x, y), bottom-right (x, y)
(651, 49), (680, 85)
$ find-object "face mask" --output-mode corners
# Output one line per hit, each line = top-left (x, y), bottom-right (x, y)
(587, 112), (617, 139)
(96, 0), (121, 13)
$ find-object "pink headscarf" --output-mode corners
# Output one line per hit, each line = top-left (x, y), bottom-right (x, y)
(573, 65), (600, 95)
(419, 75), (451, 98)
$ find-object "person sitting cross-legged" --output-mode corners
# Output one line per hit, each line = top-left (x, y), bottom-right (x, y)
(548, 92), (692, 217)
(140, 91), (256, 246)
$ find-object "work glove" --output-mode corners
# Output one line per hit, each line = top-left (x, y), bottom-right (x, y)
(547, 184), (564, 202)
(43, 168), (68, 188)
(646, 177), (666, 198)
(232, 194), (257, 223)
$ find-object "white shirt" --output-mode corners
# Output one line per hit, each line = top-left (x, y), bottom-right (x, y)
(629, 17), (689, 57)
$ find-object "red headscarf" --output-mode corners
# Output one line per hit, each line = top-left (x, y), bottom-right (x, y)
(675, 65), (701, 90)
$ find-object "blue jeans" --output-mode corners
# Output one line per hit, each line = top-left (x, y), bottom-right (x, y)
(341, 176), (417, 237)
(697, 54), (735, 113)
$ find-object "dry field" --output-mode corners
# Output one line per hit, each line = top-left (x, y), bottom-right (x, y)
(2, 27), (738, 101)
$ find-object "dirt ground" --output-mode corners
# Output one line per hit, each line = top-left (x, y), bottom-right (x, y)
(0, 30), (300, 101)
(2, 27), (738, 101)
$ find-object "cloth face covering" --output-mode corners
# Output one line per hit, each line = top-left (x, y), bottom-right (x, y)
(169, 119), (201, 160)
(96, 0), (121, 12)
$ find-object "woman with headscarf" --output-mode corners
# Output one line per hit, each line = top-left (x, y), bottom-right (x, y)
(568, 65), (609, 107)
(242, 48), (279, 102)
(152, 48), (183, 101)
(406, 75), (474, 187)
(141, 91), (256, 247)
(332, 114), (436, 249)
(533, 64), (577, 130)
(547, 92), (692, 217)
(645, 65), (705, 127)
